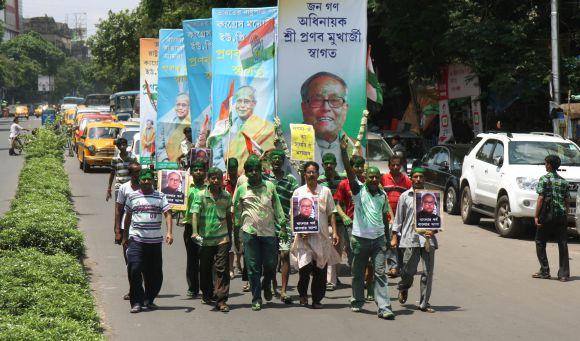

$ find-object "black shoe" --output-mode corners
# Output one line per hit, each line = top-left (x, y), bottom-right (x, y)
(264, 287), (273, 302)
(130, 304), (142, 313)
(123, 293), (130, 300)
(398, 290), (408, 304)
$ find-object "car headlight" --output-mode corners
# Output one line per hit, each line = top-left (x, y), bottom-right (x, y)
(516, 177), (538, 191)
(87, 145), (96, 155)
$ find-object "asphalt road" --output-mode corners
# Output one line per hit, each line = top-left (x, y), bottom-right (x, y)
(58, 152), (580, 341)
(0, 117), (39, 215)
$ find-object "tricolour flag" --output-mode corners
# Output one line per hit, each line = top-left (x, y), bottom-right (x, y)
(208, 80), (235, 147)
(238, 18), (275, 70)
(242, 131), (264, 157)
(366, 45), (383, 106)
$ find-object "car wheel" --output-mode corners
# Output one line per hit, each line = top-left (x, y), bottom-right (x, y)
(461, 186), (481, 224)
(445, 186), (460, 215)
(82, 155), (91, 173)
(495, 195), (526, 238)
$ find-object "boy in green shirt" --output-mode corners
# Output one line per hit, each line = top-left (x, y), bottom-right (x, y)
(192, 167), (233, 311)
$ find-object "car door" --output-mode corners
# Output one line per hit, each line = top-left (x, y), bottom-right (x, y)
(472, 139), (497, 205)
(482, 141), (505, 203)
(433, 147), (451, 189)
(422, 147), (440, 189)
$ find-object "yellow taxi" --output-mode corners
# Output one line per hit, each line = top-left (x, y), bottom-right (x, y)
(15, 105), (29, 119)
(63, 108), (77, 127)
(73, 112), (115, 154)
(34, 105), (44, 117)
(77, 121), (124, 172)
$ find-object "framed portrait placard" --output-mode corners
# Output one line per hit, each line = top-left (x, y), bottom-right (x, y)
(414, 190), (443, 231)
(291, 195), (319, 234)
(158, 169), (189, 211)
(189, 147), (212, 168)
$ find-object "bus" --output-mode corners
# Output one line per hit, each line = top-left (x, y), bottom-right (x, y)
(62, 96), (85, 105)
(109, 91), (139, 121)
(84, 94), (110, 107)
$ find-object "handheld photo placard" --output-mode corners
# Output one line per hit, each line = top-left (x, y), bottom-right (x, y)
(189, 148), (212, 168)
(414, 190), (443, 232)
(158, 169), (189, 211)
(291, 195), (319, 234)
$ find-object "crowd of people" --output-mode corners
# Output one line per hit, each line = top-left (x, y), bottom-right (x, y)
(106, 133), (441, 319)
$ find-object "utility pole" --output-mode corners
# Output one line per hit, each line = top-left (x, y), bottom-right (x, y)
(551, 0), (560, 105)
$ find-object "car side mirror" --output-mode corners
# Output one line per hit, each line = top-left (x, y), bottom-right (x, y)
(494, 156), (503, 167)
(440, 161), (449, 170)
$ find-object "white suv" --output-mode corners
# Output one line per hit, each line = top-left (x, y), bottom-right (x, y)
(460, 132), (580, 237)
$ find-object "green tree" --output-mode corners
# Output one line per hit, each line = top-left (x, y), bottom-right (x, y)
(88, 9), (140, 92)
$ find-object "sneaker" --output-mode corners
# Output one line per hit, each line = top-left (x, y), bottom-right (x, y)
(378, 309), (395, 320)
(365, 293), (375, 302)
(130, 304), (142, 313)
(229, 271), (235, 279)
(350, 306), (362, 313)
(186, 290), (198, 298)
(251, 302), (262, 311)
(201, 296), (214, 305)
(326, 283), (336, 291)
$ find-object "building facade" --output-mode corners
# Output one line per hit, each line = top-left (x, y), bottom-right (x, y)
(1, 0), (23, 41)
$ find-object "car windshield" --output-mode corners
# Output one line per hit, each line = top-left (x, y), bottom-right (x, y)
(509, 141), (580, 166)
(88, 127), (119, 139)
(117, 95), (136, 111)
(367, 139), (394, 161)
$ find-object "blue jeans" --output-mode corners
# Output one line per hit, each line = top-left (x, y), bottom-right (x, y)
(350, 235), (391, 312)
(242, 232), (278, 304)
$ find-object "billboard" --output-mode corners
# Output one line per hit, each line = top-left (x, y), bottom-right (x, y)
(139, 38), (159, 166)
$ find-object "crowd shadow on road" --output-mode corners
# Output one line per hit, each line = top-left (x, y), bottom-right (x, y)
(143, 306), (195, 313)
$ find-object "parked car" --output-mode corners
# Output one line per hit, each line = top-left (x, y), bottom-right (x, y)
(420, 144), (471, 214)
(77, 121), (124, 172)
(382, 130), (427, 173)
(131, 133), (141, 163)
(114, 120), (141, 157)
(460, 132), (580, 238)
(367, 132), (395, 175)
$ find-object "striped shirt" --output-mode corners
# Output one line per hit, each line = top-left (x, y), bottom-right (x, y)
(263, 172), (299, 222)
(111, 155), (137, 189)
(192, 188), (232, 246)
(125, 190), (170, 244)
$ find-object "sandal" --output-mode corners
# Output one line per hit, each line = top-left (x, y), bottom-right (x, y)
(217, 303), (230, 312)
(280, 293), (293, 304)
(242, 283), (250, 292)
(532, 272), (551, 279)
(387, 269), (400, 278)
(398, 290), (408, 304)
(299, 296), (308, 306)
(419, 305), (435, 313)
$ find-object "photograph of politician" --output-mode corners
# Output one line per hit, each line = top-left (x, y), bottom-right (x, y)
(159, 170), (188, 208)
(157, 93), (192, 163)
(291, 196), (319, 233)
(211, 86), (275, 173)
(414, 191), (442, 230)
(295, 72), (359, 173)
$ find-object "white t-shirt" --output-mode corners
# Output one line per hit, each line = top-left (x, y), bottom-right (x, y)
(9, 123), (23, 138)
(116, 181), (139, 229)
(124, 190), (170, 244)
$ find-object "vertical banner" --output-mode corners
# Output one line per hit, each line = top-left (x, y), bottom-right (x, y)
(471, 96), (483, 134)
(277, 0), (367, 173)
(209, 7), (278, 172)
(437, 66), (453, 143)
(139, 38), (159, 166)
(183, 19), (212, 147)
(156, 29), (189, 169)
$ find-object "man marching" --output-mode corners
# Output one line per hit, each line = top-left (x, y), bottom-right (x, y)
(191, 167), (233, 312)
(340, 137), (394, 320)
(233, 155), (286, 311)
(263, 149), (299, 304)
(182, 160), (208, 298)
(391, 167), (438, 313)
(123, 169), (173, 313)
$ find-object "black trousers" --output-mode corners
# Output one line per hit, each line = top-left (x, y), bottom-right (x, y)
(184, 224), (200, 294)
(535, 215), (570, 278)
(199, 243), (231, 304)
(298, 260), (327, 304)
(127, 240), (163, 306)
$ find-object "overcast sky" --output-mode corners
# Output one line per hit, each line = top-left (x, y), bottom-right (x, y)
(23, 0), (141, 36)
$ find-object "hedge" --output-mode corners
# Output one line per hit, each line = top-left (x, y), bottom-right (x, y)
(0, 127), (102, 340)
